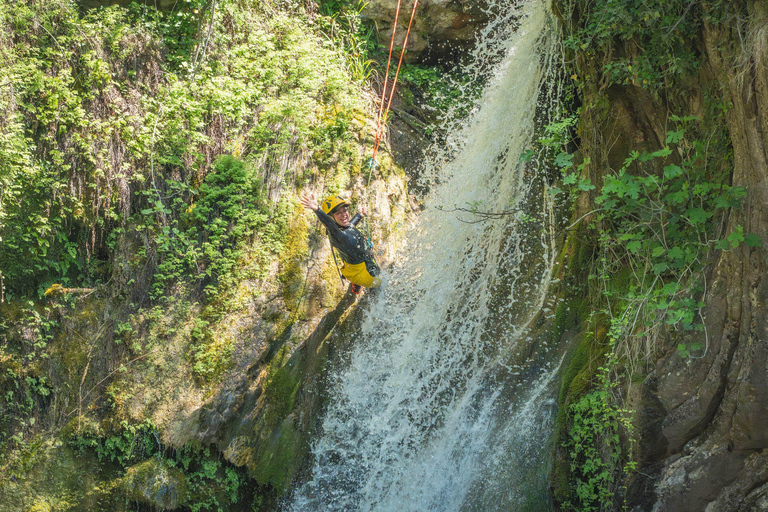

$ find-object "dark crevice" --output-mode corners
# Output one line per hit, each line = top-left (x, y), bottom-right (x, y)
(678, 328), (741, 450)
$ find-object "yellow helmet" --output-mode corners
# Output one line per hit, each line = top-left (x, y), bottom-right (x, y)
(321, 195), (349, 215)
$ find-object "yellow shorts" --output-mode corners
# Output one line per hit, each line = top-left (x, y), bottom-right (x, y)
(340, 261), (381, 288)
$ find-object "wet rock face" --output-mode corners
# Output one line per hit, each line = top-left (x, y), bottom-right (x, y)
(627, 1), (768, 510)
(362, 0), (490, 63)
(563, 0), (768, 509)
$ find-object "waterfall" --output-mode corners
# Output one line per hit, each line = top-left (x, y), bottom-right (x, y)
(286, 0), (563, 509)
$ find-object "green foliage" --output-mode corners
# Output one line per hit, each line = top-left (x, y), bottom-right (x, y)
(0, 2), (373, 504)
(591, 119), (745, 334)
(0, 0), (366, 301)
(317, 0), (377, 82)
(553, 117), (753, 357)
(561, 0), (724, 93)
(126, 0), (209, 72)
(397, 63), (483, 124)
(145, 155), (269, 300)
(71, 420), (253, 510)
(562, 352), (634, 512)
(553, 0), (753, 507)
(552, 115), (750, 506)
(71, 419), (157, 466)
(0, 303), (57, 455)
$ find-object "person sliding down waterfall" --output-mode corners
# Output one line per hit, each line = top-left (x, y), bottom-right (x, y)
(300, 193), (381, 294)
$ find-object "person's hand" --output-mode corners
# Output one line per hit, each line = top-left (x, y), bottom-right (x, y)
(300, 193), (318, 211)
(359, 204), (368, 217)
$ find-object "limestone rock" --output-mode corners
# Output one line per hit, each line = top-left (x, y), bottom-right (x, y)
(362, 0), (490, 62)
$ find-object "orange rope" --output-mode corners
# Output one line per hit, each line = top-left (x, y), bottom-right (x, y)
(374, 0), (402, 136)
(370, 0), (419, 167)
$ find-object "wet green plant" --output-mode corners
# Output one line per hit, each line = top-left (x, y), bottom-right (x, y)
(550, 116), (758, 362)
(318, 0), (378, 83)
(126, 0), (210, 72)
(562, 348), (635, 512)
(71, 420), (255, 510)
(397, 63), (484, 126)
(144, 155), (270, 300)
(71, 419), (158, 466)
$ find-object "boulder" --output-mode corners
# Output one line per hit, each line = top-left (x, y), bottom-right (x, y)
(120, 459), (190, 510)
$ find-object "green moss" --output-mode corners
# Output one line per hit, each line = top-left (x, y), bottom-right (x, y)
(120, 459), (190, 510)
(0, 437), (124, 512)
(279, 207), (311, 312)
(263, 362), (302, 426)
(253, 420), (304, 494)
(549, 226), (613, 505)
(552, 330), (611, 504)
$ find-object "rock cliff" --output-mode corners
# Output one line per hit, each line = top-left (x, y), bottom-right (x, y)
(552, 0), (768, 510)
(362, 0), (490, 63)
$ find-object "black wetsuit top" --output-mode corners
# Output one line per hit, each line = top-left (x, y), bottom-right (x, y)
(314, 209), (380, 276)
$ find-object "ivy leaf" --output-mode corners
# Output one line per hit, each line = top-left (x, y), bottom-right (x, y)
(555, 152), (574, 168)
(547, 187), (563, 196)
(663, 164), (682, 179)
(713, 194), (732, 209)
(686, 207), (710, 225)
(651, 147), (672, 158)
(668, 246), (685, 260)
(627, 240), (642, 254)
(665, 189), (689, 205)
(563, 172), (578, 185)
(661, 281), (679, 295)
(745, 233), (763, 247)
(519, 149), (535, 162)
(621, 150), (640, 170)
(625, 179), (642, 200)
(653, 262), (668, 274)
(727, 229), (745, 248)
(666, 130), (684, 144)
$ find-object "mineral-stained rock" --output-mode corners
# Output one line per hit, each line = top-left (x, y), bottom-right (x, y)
(362, 0), (490, 63)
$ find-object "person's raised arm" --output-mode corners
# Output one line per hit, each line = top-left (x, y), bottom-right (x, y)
(301, 193), (339, 232)
(299, 193), (319, 211)
(350, 204), (368, 227)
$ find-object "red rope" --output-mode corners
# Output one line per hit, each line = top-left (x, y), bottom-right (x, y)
(371, 0), (419, 166)
(374, 0), (402, 135)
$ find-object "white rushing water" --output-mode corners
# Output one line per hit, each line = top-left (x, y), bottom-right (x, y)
(287, 0), (563, 510)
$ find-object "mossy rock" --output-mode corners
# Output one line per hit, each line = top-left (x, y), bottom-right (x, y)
(119, 458), (190, 510)
(0, 437), (124, 512)
(252, 418), (304, 494)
